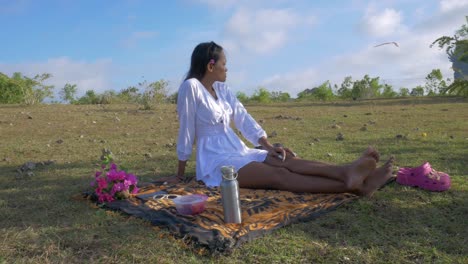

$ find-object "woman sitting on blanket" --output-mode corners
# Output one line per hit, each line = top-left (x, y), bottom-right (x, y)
(175, 41), (394, 197)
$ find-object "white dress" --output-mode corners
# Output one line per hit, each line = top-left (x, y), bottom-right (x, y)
(176, 78), (268, 187)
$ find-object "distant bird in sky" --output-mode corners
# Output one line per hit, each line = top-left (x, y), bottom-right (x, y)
(374, 42), (399, 48)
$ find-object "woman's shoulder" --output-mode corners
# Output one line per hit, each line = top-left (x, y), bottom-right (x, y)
(213, 81), (227, 88)
(179, 78), (203, 94)
(214, 82), (236, 100)
(181, 78), (200, 88)
(214, 81), (231, 93)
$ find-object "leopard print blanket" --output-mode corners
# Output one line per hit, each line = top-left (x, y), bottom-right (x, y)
(87, 178), (358, 253)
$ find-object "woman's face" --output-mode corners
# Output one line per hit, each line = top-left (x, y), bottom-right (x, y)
(211, 51), (227, 82)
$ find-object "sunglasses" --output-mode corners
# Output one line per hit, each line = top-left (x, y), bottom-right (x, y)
(153, 194), (180, 200)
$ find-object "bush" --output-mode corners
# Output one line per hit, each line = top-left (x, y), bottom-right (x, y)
(0, 72), (54, 105)
(270, 91), (291, 102)
(337, 76), (353, 99)
(236, 91), (249, 103)
(0, 73), (25, 104)
(138, 79), (169, 110)
(77, 90), (101, 104)
(297, 81), (334, 101)
(250, 87), (271, 103)
(381, 84), (397, 98)
(410, 86), (425, 96)
(442, 79), (468, 97)
(60, 83), (77, 104)
(399, 88), (410, 97)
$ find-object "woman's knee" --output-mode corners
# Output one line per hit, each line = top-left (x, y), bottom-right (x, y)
(268, 167), (292, 189)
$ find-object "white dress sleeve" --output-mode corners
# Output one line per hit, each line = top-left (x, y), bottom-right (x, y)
(225, 86), (267, 146)
(176, 81), (197, 161)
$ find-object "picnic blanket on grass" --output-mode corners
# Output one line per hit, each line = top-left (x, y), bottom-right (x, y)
(84, 177), (358, 253)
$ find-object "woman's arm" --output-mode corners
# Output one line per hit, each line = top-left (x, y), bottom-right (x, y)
(176, 81), (197, 178)
(258, 136), (274, 151)
(177, 160), (187, 178)
(224, 84), (295, 161)
(225, 86), (267, 145)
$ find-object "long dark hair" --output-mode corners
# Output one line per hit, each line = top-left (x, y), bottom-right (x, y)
(185, 41), (223, 81)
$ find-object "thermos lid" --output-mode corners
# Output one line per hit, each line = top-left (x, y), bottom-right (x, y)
(221, 165), (237, 180)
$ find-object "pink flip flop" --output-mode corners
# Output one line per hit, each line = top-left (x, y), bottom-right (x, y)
(397, 161), (432, 175)
(397, 162), (451, 192)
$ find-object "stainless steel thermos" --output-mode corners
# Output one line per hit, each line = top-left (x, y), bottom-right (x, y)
(220, 165), (242, 223)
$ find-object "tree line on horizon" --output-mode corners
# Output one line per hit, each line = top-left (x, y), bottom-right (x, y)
(0, 68), (463, 107)
(237, 69), (452, 103)
(1, 18), (467, 106)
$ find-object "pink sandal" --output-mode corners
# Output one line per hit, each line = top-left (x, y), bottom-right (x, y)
(397, 161), (432, 175)
(397, 162), (451, 191)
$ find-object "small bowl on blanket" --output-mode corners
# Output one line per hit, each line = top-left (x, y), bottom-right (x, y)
(173, 194), (208, 215)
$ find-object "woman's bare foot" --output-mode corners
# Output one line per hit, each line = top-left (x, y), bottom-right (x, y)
(359, 156), (395, 197)
(344, 156), (377, 191)
(361, 146), (380, 163)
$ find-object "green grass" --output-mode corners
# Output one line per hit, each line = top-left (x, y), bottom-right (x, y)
(0, 97), (467, 263)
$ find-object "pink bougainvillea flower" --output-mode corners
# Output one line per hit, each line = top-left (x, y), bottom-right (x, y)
(127, 173), (137, 185)
(118, 171), (127, 181)
(106, 171), (118, 182)
(91, 162), (139, 203)
(123, 179), (131, 189)
(112, 182), (125, 193)
(130, 186), (139, 194)
(96, 177), (108, 189)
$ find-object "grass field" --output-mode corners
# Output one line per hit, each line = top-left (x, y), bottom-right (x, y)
(0, 97), (467, 263)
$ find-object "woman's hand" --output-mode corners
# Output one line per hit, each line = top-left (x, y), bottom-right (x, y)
(266, 145), (286, 161)
(269, 145), (297, 162)
(283, 146), (297, 158)
(258, 137), (297, 162)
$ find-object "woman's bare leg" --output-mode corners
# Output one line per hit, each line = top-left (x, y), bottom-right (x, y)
(238, 158), (375, 194)
(264, 147), (379, 189)
(238, 156), (395, 195)
(238, 162), (354, 193)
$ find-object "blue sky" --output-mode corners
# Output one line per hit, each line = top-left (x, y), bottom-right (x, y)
(0, 0), (467, 98)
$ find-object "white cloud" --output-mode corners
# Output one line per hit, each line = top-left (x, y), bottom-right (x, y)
(259, 18), (457, 96)
(121, 31), (158, 48)
(0, 57), (114, 97)
(261, 69), (320, 96)
(440, 0), (468, 12)
(3, 1), (462, 101)
(264, 35), (452, 96)
(223, 8), (313, 54)
(414, 6), (466, 37)
(328, 33), (451, 87)
(254, 2), (465, 96)
(359, 7), (405, 37)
